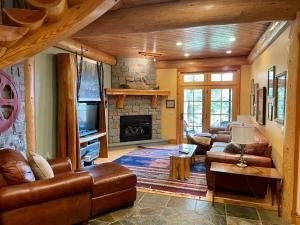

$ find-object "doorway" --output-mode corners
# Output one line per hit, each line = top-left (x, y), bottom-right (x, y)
(178, 70), (240, 143)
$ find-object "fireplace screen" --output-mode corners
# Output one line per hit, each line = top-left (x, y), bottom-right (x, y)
(120, 115), (152, 142)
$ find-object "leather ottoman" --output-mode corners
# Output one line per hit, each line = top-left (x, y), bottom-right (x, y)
(79, 162), (137, 216)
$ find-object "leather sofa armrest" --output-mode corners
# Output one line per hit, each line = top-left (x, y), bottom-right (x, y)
(48, 157), (72, 175)
(0, 171), (92, 211)
(209, 128), (226, 134)
(205, 152), (272, 168)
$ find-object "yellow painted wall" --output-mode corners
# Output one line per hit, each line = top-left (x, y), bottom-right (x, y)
(239, 65), (251, 115)
(249, 27), (290, 173)
(156, 69), (178, 141)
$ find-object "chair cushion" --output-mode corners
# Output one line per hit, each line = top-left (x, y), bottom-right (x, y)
(0, 161), (35, 185)
(79, 162), (137, 197)
(29, 152), (54, 180)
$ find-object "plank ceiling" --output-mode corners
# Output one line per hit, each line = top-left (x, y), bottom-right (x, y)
(73, 0), (270, 61)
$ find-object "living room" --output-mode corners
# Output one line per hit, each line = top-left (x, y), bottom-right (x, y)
(0, 0), (300, 225)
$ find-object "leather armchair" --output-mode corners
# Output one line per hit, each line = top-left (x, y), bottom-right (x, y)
(0, 149), (92, 225)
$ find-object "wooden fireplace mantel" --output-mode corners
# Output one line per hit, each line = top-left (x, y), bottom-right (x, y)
(105, 88), (170, 109)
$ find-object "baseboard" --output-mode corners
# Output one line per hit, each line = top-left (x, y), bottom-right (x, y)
(168, 139), (177, 144)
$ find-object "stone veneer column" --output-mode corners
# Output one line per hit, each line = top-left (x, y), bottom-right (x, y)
(108, 57), (162, 144)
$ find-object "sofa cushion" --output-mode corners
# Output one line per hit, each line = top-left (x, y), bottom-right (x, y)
(79, 162), (137, 197)
(29, 152), (54, 180)
(210, 142), (227, 152)
(244, 143), (269, 156)
(0, 161), (35, 185)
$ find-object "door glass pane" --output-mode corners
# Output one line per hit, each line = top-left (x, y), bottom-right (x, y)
(183, 89), (203, 137)
(210, 88), (232, 128)
(211, 89), (221, 101)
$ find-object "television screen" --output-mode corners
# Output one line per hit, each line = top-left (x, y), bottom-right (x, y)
(77, 102), (99, 137)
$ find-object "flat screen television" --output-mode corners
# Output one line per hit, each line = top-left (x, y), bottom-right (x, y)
(77, 102), (99, 137)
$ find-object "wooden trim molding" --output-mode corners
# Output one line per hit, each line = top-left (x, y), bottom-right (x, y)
(248, 21), (289, 63)
(0, 0), (119, 69)
(24, 57), (36, 155)
(156, 57), (249, 69)
(74, 0), (300, 37)
(56, 38), (117, 65)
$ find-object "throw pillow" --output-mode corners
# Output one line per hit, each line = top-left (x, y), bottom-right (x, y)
(0, 161), (35, 185)
(223, 143), (241, 154)
(29, 152), (54, 180)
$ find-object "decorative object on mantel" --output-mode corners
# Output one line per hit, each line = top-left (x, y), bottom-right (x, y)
(166, 100), (175, 108)
(256, 87), (267, 125)
(274, 71), (287, 125)
(152, 86), (160, 90)
(0, 70), (20, 133)
(106, 88), (170, 109)
(267, 66), (275, 121)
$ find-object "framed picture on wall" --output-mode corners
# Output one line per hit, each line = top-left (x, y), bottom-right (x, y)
(274, 71), (287, 125)
(256, 87), (267, 125)
(253, 83), (259, 119)
(267, 66), (275, 121)
(166, 100), (175, 108)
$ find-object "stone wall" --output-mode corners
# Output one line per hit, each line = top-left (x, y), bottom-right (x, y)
(0, 63), (27, 152)
(108, 57), (161, 144)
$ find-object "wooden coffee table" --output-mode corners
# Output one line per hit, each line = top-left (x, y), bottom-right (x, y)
(169, 144), (197, 180)
(210, 162), (283, 216)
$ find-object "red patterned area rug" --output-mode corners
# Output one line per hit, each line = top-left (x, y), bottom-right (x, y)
(113, 146), (208, 198)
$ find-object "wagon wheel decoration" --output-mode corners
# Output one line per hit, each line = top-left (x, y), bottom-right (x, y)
(0, 70), (20, 133)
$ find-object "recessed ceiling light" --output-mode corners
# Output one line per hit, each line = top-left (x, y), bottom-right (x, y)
(176, 41), (183, 46)
(132, 46), (137, 49)
(184, 53), (190, 57)
(226, 50), (232, 54)
(229, 37), (236, 42)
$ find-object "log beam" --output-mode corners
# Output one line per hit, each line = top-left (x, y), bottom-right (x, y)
(248, 21), (289, 63)
(56, 38), (116, 65)
(0, 0), (119, 69)
(282, 12), (300, 223)
(74, 0), (300, 37)
(24, 57), (36, 155)
(156, 57), (249, 69)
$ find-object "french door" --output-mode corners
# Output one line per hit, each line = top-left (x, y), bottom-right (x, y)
(179, 85), (236, 142)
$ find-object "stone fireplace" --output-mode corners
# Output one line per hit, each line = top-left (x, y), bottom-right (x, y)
(107, 57), (161, 144)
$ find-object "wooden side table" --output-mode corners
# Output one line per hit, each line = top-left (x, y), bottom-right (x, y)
(169, 144), (197, 180)
(210, 162), (283, 216)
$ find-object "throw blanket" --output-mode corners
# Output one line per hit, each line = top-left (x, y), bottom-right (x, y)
(192, 136), (211, 145)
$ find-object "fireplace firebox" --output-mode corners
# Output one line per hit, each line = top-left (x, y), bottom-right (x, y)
(120, 115), (152, 142)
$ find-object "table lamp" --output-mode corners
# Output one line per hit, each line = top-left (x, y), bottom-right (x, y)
(231, 124), (255, 168)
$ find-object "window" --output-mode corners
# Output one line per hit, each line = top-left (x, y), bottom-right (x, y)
(184, 73), (205, 82)
(210, 88), (233, 128)
(211, 72), (233, 82)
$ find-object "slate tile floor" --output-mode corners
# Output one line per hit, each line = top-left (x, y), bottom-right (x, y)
(89, 192), (290, 225)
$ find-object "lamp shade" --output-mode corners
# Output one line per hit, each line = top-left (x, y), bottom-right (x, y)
(231, 124), (255, 144)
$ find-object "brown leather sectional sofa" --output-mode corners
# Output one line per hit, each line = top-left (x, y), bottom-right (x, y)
(205, 128), (273, 197)
(0, 149), (137, 225)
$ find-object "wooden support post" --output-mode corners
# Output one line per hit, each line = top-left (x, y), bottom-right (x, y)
(24, 57), (36, 155)
(282, 12), (300, 223)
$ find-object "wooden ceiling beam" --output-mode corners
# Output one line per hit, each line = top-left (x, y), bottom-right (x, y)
(74, 0), (300, 37)
(0, 0), (119, 69)
(56, 38), (117, 65)
(248, 21), (289, 63)
(156, 56), (249, 69)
